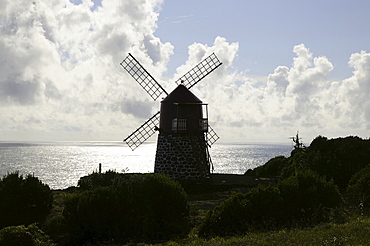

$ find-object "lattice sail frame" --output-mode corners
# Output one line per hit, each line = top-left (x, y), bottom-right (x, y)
(124, 111), (160, 150)
(174, 53), (222, 89)
(206, 125), (220, 146)
(121, 52), (222, 150)
(120, 53), (167, 101)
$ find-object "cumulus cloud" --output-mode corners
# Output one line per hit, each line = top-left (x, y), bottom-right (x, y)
(0, 0), (171, 140)
(0, 0), (369, 143)
(172, 39), (369, 143)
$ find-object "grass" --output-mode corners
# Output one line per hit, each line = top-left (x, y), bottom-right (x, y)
(154, 218), (370, 246)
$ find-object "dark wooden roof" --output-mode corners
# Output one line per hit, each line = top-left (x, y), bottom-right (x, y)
(161, 84), (202, 103)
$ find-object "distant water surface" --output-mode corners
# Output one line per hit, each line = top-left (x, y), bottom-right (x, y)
(0, 141), (292, 189)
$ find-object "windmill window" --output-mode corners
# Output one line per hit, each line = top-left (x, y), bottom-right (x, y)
(172, 118), (186, 131)
(199, 119), (208, 131)
(178, 119), (186, 130)
(171, 119), (177, 131)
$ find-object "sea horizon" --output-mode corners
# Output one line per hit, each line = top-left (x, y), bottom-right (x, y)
(0, 141), (292, 189)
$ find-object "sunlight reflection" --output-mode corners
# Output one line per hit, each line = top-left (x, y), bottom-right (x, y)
(0, 142), (291, 189)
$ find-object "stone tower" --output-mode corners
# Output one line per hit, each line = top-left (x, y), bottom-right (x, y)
(154, 84), (211, 180)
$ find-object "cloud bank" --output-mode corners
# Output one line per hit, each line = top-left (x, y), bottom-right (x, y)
(0, 0), (369, 143)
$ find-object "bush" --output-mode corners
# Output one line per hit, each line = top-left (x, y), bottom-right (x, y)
(63, 174), (189, 245)
(78, 170), (122, 190)
(199, 185), (283, 237)
(306, 136), (370, 190)
(199, 170), (343, 237)
(347, 165), (370, 210)
(0, 172), (53, 229)
(245, 156), (290, 177)
(247, 136), (370, 190)
(278, 170), (343, 225)
(0, 224), (55, 246)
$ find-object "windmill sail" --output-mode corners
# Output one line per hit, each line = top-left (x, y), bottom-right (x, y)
(120, 53), (168, 101)
(206, 124), (219, 146)
(121, 52), (222, 153)
(174, 53), (222, 89)
(124, 111), (160, 150)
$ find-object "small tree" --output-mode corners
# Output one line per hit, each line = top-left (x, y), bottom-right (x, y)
(0, 172), (53, 229)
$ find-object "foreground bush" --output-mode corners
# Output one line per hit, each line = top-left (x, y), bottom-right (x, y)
(199, 170), (343, 237)
(0, 172), (53, 229)
(198, 185), (283, 237)
(64, 173), (189, 245)
(0, 224), (55, 246)
(78, 169), (122, 190)
(278, 170), (344, 224)
(347, 165), (370, 210)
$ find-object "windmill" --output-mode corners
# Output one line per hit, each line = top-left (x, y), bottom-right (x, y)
(120, 53), (222, 180)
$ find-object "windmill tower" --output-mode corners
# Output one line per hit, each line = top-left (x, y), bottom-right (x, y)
(121, 53), (222, 180)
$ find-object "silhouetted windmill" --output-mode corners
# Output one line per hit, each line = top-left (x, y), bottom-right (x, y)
(121, 53), (222, 180)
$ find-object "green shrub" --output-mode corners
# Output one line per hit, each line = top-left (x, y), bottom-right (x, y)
(309, 135), (328, 151)
(0, 224), (55, 246)
(247, 136), (370, 190)
(245, 156), (290, 177)
(278, 170), (343, 225)
(306, 136), (370, 190)
(199, 185), (283, 237)
(0, 172), (53, 229)
(198, 192), (249, 237)
(347, 165), (370, 210)
(199, 170), (343, 237)
(43, 214), (68, 246)
(64, 174), (189, 245)
(77, 170), (122, 190)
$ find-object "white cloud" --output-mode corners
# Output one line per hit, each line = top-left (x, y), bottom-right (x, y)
(0, 0), (171, 141)
(173, 40), (369, 143)
(0, 0), (369, 143)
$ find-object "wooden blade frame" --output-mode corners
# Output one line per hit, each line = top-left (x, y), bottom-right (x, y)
(120, 53), (167, 101)
(206, 124), (219, 146)
(124, 111), (160, 150)
(175, 53), (222, 89)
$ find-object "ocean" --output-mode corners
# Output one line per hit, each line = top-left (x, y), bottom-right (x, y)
(0, 141), (292, 189)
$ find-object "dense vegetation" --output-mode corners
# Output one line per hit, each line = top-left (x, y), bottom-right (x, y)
(246, 136), (370, 190)
(64, 173), (189, 245)
(0, 172), (53, 229)
(198, 170), (344, 237)
(0, 224), (55, 246)
(1, 135), (370, 245)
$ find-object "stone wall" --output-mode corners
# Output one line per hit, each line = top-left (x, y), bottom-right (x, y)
(154, 133), (210, 180)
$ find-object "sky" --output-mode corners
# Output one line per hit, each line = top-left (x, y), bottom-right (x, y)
(1, 0), (370, 144)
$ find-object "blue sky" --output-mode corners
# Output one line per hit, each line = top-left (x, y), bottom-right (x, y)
(69, 0), (370, 79)
(155, 0), (370, 80)
(1, 0), (370, 143)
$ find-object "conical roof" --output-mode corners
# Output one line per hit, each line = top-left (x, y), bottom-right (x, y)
(162, 84), (202, 103)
